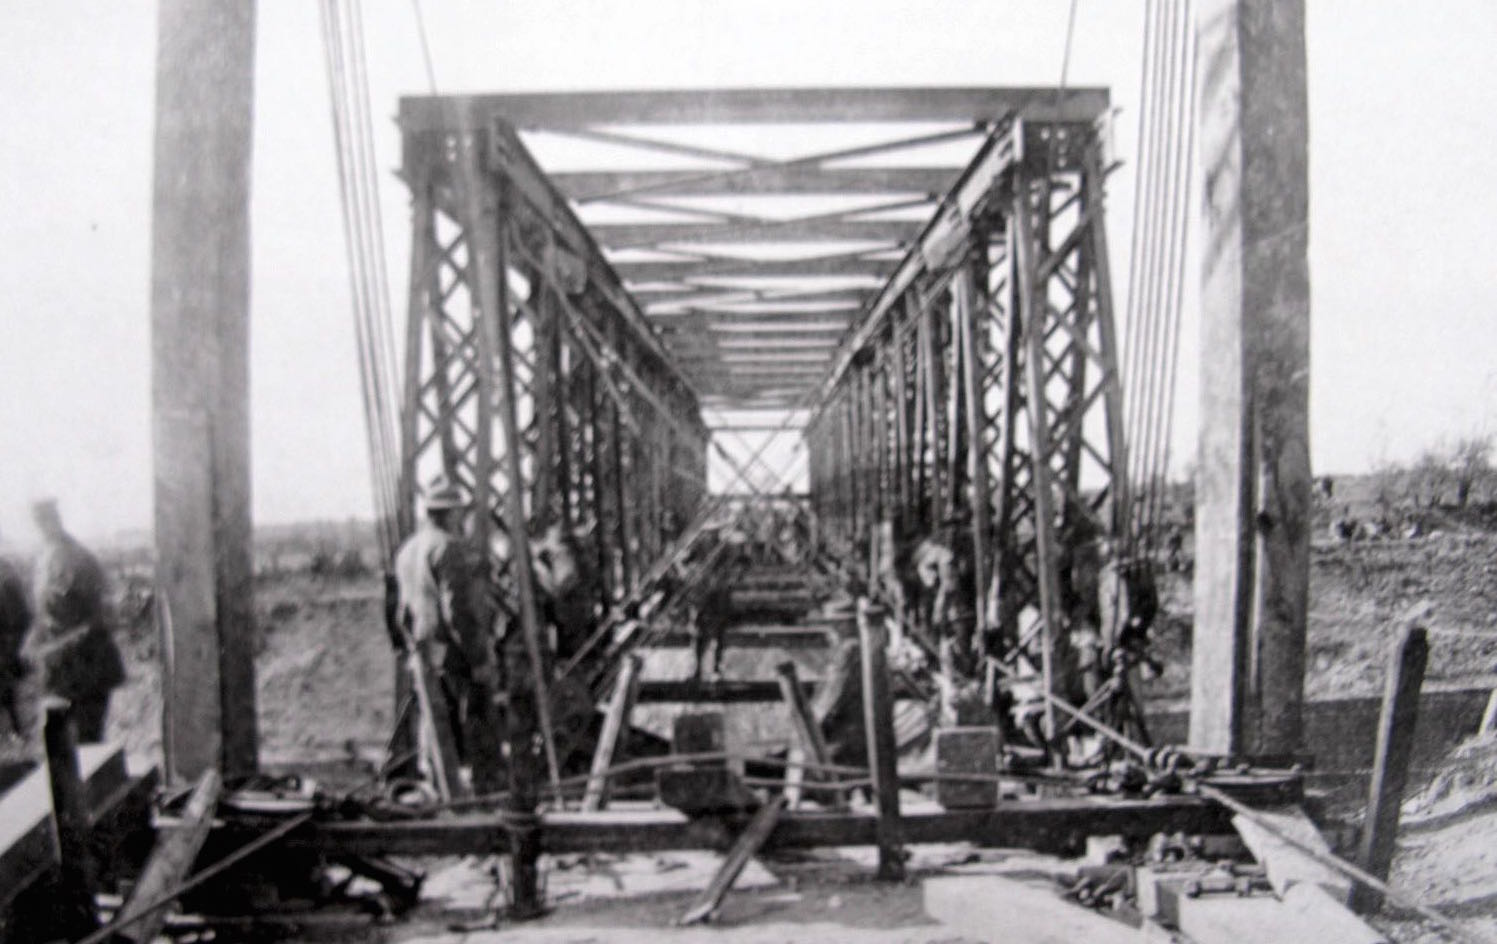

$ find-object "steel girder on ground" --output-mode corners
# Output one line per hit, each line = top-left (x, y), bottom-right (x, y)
(805, 119), (1129, 720)
(397, 122), (708, 626)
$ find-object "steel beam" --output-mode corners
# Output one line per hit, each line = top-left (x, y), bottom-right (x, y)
(399, 87), (1110, 130)
(590, 219), (920, 247)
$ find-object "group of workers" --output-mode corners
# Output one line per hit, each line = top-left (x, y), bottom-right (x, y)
(0, 500), (125, 747)
(390, 474), (605, 776)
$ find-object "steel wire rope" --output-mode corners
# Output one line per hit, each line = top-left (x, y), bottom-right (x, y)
(1118, 0), (1159, 462)
(409, 0), (439, 93)
(1141, 2), (1195, 556)
(1120, 0), (1167, 560)
(1144, 4), (1198, 555)
(346, 0), (405, 534)
(319, 0), (400, 558)
(338, 0), (400, 547)
(1129, 0), (1180, 560)
(1134, 0), (1185, 558)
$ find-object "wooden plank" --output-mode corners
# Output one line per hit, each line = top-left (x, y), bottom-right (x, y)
(292, 794), (1232, 858)
(858, 600), (904, 879)
(1175, 887), (1384, 944)
(114, 770), (221, 944)
(1190, 0), (1311, 758)
(150, 0), (259, 781)
(617, 256), (899, 282)
(776, 661), (845, 810)
(1232, 805), (1349, 899)
(1350, 620), (1429, 913)
(591, 219), (921, 247)
(636, 679), (815, 704)
(582, 654), (643, 811)
(42, 703), (99, 938)
(0, 746), (138, 910)
(657, 767), (760, 816)
(926, 875), (1141, 944)
(679, 795), (787, 925)
(399, 87), (1110, 130)
(649, 627), (832, 650)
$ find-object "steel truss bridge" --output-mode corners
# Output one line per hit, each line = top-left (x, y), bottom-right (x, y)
(397, 84), (1125, 690)
(385, 85), (1186, 912)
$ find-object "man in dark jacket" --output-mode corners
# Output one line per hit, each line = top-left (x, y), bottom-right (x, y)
(26, 499), (125, 743)
(0, 548), (32, 736)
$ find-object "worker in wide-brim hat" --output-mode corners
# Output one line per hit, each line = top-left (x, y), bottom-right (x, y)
(392, 474), (499, 778)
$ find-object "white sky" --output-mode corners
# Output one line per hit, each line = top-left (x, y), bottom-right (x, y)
(1, 1), (1494, 545)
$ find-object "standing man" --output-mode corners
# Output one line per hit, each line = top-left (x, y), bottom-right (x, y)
(392, 476), (499, 780)
(0, 538), (32, 737)
(26, 499), (126, 743)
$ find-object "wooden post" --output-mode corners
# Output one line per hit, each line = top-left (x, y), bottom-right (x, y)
(114, 769), (221, 944)
(150, 0), (259, 781)
(1479, 688), (1497, 737)
(43, 700), (98, 938)
(1190, 0), (1311, 760)
(678, 795), (788, 925)
(858, 600), (904, 880)
(1349, 620), (1429, 914)
(776, 660), (845, 810)
(504, 642), (544, 919)
(583, 654), (643, 811)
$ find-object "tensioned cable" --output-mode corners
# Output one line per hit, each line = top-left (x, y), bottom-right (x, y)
(1120, 0), (1194, 560)
(409, 0), (439, 93)
(1144, 4), (1197, 555)
(1128, 0), (1174, 548)
(319, 0), (403, 560)
(1138, 1), (1194, 556)
(1133, 0), (1183, 556)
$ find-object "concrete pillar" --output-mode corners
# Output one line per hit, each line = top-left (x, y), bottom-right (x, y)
(150, 0), (258, 780)
(1189, 0), (1311, 760)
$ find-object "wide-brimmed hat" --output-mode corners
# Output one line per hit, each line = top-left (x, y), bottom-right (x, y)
(423, 475), (468, 511)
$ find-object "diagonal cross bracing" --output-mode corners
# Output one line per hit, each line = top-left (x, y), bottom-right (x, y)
(395, 85), (1123, 780)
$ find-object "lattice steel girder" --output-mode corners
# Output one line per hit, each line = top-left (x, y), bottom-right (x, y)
(399, 87), (1110, 130)
(398, 117), (710, 648)
(805, 119), (1128, 720)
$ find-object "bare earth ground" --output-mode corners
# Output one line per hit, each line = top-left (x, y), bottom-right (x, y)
(72, 516), (1497, 942)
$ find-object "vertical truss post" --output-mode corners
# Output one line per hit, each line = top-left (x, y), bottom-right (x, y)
(1083, 153), (1133, 540)
(461, 162), (564, 803)
(955, 261), (993, 636)
(891, 322), (913, 533)
(399, 186), (433, 538)
(1013, 167), (1064, 738)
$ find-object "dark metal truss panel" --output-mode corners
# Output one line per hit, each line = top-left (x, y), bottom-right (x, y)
(398, 87), (1107, 406)
(395, 86), (1120, 737)
(805, 118), (1128, 727)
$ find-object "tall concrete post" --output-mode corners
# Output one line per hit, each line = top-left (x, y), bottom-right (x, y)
(1189, 0), (1311, 760)
(150, 0), (259, 780)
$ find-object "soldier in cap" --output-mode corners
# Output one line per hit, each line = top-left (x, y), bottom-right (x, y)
(392, 475), (499, 771)
(25, 499), (125, 743)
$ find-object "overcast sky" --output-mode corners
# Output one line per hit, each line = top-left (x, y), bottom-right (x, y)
(1, 1), (1494, 546)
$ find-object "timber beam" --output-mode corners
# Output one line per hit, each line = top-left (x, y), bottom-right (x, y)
(282, 795), (1231, 859)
